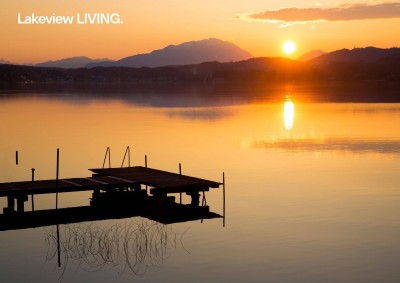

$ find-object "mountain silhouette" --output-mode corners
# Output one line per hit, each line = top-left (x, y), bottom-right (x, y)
(2, 46), (400, 86)
(86, 38), (253, 68)
(310, 47), (400, 64)
(0, 58), (14, 65)
(298, 50), (326, 61)
(36, 56), (112, 69)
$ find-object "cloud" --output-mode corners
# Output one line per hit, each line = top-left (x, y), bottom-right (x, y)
(166, 108), (234, 121)
(242, 2), (400, 27)
(252, 138), (400, 155)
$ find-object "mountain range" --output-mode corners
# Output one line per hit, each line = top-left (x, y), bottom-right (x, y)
(2, 39), (399, 70)
(0, 58), (14, 65)
(310, 47), (400, 64)
(1, 40), (400, 85)
(36, 56), (110, 69)
(297, 50), (326, 61)
(21, 38), (253, 69)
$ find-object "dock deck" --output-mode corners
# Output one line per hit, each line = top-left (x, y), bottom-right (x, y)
(91, 166), (221, 192)
(0, 166), (222, 214)
(0, 166), (221, 197)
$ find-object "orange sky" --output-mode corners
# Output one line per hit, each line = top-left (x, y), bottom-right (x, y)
(1, 0), (400, 64)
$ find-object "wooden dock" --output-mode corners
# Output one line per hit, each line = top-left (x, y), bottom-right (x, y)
(0, 166), (222, 214)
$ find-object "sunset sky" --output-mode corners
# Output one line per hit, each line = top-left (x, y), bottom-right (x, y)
(1, 0), (400, 64)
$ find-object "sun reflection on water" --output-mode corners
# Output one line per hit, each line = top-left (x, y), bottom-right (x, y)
(284, 96), (294, 130)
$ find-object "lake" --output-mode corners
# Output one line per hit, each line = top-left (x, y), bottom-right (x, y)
(1, 84), (400, 283)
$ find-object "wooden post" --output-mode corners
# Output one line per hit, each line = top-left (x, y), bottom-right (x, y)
(56, 148), (59, 209)
(6, 196), (14, 213)
(16, 151), (19, 165)
(223, 172), (226, 227)
(16, 195), (27, 213)
(56, 224), (61, 267)
(17, 197), (23, 213)
(179, 163), (182, 204)
(56, 149), (61, 267)
(31, 168), (35, 211)
(145, 155), (148, 193)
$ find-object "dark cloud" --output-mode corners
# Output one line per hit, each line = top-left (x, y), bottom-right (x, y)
(252, 138), (400, 155)
(242, 3), (400, 26)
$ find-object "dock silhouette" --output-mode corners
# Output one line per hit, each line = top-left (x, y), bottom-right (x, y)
(0, 165), (224, 229)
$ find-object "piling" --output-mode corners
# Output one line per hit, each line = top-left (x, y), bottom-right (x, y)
(56, 148), (59, 209)
(56, 224), (61, 267)
(223, 172), (225, 227)
(31, 168), (35, 211)
(145, 155), (148, 193)
(179, 163), (182, 204)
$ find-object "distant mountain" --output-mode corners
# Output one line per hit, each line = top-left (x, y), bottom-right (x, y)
(310, 47), (400, 64)
(36, 56), (112, 69)
(0, 58), (14, 65)
(298, 50), (326, 61)
(86, 38), (253, 68)
(2, 47), (400, 85)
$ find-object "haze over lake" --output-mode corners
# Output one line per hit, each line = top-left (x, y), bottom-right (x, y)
(1, 84), (400, 282)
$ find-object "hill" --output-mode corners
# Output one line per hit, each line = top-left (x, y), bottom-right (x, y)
(0, 58), (15, 65)
(298, 50), (326, 62)
(0, 57), (305, 84)
(36, 56), (112, 69)
(310, 47), (400, 64)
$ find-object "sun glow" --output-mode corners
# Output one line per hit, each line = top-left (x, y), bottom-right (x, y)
(284, 96), (295, 130)
(282, 40), (296, 55)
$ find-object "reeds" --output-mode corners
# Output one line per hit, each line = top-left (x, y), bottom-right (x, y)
(44, 218), (186, 278)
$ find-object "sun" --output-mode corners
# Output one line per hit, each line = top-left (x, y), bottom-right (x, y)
(282, 40), (296, 55)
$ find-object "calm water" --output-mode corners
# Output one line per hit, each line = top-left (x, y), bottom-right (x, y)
(1, 86), (400, 283)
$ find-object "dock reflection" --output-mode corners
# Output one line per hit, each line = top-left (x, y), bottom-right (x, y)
(0, 199), (221, 276)
(0, 197), (222, 231)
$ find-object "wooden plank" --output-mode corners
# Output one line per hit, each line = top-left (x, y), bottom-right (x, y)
(90, 166), (221, 189)
(0, 178), (104, 196)
(150, 186), (210, 194)
(0, 166), (220, 197)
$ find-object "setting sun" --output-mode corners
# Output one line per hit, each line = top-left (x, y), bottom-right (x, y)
(282, 40), (296, 55)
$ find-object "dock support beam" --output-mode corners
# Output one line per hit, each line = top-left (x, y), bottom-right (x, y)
(4, 194), (28, 213)
(16, 195), (28, 213)
(187, 191), (200, 207)
(4, 196), (15, 213)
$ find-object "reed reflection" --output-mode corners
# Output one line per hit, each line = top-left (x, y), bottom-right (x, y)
(45, 219), (184, 277)
(284, 95), (294, 130)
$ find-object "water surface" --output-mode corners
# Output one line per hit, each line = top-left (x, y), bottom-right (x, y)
(1, 87), (400, 282)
